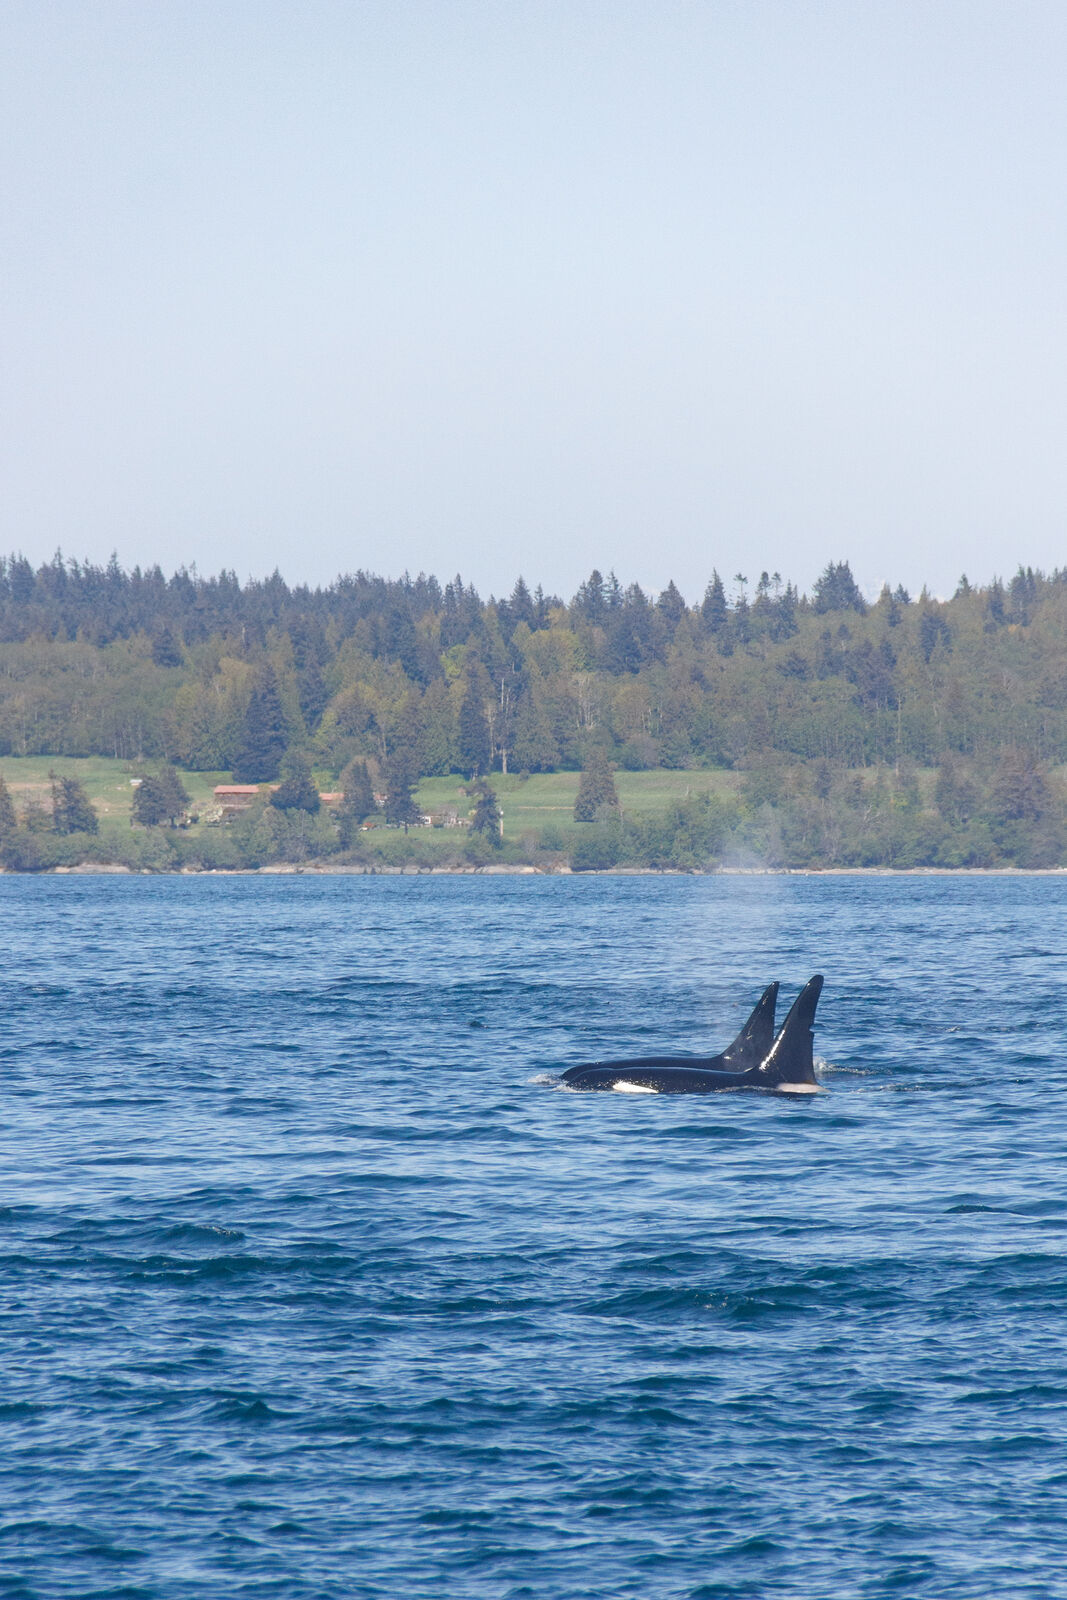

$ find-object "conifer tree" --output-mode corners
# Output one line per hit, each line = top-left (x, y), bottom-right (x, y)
(574, 752), (619, 822)
(469, 777), (501, 841)
(812, 561), (867, 615)
(0, 774), (15, 837)
(132, 775), (169, 826)
(383, 750), (421, 830)
(339, 758), (377, 822)
(458, 660), (492, 776)
(297, 659), (328, 729)
(51, 774), (99, 834)
(507, 576), (535, 629)
(233, 664), (288, 782)
(151, 625), (184, 667)
(335, 759), (375, 848)
(701, 572), (729, 635)
(133, 767), (190, 827)
(773, 582), (798, 640)
(572, 569), (607, 623)
(511, 689), (559, 773)
(732, 578), (751, 645)
(159, 765), (191, 824)
(418, 679), (457, 775)
(656, 580), (686, 629)
(270, 752), (321, 813)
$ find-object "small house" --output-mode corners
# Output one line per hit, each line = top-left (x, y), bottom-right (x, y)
(213, 785), (263, 818)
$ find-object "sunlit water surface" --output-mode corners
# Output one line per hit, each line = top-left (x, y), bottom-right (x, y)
(2, 873), (1067, 1598)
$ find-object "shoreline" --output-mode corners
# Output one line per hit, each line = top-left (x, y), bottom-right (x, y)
(2, 862), (1065, 878)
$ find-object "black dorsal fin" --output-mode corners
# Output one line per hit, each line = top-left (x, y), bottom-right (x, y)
(720, 981), (779, 1070)
(757, 975), (824, 1086)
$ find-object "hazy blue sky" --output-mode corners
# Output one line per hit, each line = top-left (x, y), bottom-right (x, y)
(3, 1), (1066, 602)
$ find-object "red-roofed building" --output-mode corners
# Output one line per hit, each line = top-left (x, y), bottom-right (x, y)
(213, 784), (265, 817)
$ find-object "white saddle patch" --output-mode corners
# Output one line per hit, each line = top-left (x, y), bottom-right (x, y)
(612, 1080), (659, 1094)
(775, 1081), (822, 1094)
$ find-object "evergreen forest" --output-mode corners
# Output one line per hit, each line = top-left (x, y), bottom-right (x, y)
(0, 552), (1065, 871)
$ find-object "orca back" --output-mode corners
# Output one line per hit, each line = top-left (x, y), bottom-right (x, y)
(561, 982), (780, 1090)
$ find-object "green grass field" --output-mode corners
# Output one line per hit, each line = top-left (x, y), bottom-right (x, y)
(0, 757), (229, 837)
(0, 757), (743, 844)
(414, 769), (742, 842)
(3, 758), (981, 853)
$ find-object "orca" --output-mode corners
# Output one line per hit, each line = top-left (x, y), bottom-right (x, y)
(560, 976), (824, 1095)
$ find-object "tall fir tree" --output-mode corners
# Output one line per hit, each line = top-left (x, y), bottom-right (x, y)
(418, 679), (457, 775)
(233, 663), (288, 782)
(151, 624), (184, 667)
(0, 774), (15, 838)
(383, 749), (421, 831)
(297, 660), (328, 730)
(656, 580), (687, 630)
(507, 576), (535, 629)
(469, 777), (501, 841)
(458, 659), (492, 776)
(51, 774), (99, 835)
(339, 758), (377, 821)
(337, 757), (377, 848)
(701, 571), (729, 636)
(574, 752), (619, 822)
(0, 774), (15, 837)
(158, 765), (191, 824)
(270, 752), (321, 813)
(812, 561), (867, 615)
(511, 687), (559, 772)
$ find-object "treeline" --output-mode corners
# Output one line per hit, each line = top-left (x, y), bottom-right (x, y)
(2, 553), (1067, 783)
(2, 551), (1067, 866)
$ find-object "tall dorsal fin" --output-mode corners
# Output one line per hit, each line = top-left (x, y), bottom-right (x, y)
(720, 981), (779, 1070)
(757, 975), (823, 1086)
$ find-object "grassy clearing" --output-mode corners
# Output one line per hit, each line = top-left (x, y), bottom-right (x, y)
(415, 769), (741, 842)
(0, 756), (228, 837)
(0, 757), (1022, 870)
(0, 759), (744, 845)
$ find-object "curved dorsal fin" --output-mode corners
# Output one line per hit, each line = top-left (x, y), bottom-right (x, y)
(757, 975), (824, 1086)
(720, 981), (779, 1070)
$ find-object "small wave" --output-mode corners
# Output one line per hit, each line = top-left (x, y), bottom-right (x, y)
(161, 1223), (246, 1243)
(418, 1507), (497, 1527)
(209, 1395), (291, 1425)
(0, 1401), (45, 1418)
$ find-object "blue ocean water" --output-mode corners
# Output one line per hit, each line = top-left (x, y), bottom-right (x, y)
(2, 872), (1067, 1600)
